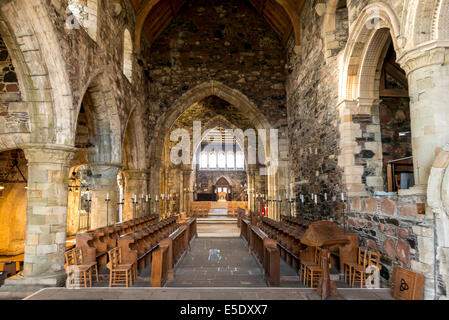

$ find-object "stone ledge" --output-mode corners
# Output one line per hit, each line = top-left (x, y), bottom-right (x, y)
(4, 271), (66, 288)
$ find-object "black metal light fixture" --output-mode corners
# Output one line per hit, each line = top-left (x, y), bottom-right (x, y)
(0, 159), (27, 189)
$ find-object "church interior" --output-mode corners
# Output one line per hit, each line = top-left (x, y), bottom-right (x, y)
(0, 0), (448, 301)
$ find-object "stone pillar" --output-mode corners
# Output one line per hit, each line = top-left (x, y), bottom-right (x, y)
(89, 164), (121, 229)
(17, 145), (75, 286)
(123, 169), (149, 221)
(399, 47), (449, 194)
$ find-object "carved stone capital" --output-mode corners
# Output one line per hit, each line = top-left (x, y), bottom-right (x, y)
(22, 144), (77, 165)
(397, 43), (449, 75)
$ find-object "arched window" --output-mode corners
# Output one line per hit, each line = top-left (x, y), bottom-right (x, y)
(227, 152), (235, 169)
(209, 152), (217, 169)
(218, 152), (226, 169)
(200, 152), (208, 169)
(67, 0), (98, 41)
(236, 152), (244, 169)
(123, 29), (133, 82)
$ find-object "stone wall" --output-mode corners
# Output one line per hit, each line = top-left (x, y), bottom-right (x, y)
(195, 170), (248, 201)
(0, 35), (20, 97)
(146, 0), (287, 141)
(346, 195), (434, 297)
(287, 0), (344, 222)
(0, 34), (29, 137)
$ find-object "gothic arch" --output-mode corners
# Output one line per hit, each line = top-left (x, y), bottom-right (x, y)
(0, 0), (73, 149)
(150, 81), (272, 164)
(338, 2), (402, 195)
(340, 2), (401, 101)
(149, 81), (272, 211)
(122, 106), (146, 171)
(75, 72), (122, 164)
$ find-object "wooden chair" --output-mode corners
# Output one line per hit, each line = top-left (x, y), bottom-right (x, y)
(65, 248), (95, 288)
(344, 247), (367, 285)
(107, 247), (135, 287)
(351, 251), (381, 288)
(304, 250), (331, 288)
(299, 246), (320, 284)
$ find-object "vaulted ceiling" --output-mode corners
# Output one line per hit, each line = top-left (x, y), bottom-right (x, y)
(130, 0), (305, 50)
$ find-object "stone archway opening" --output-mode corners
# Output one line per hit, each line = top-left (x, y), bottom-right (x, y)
(151, 85), (278, 222)
(0, 149), (27, 281)
(67, 74), (123, 232)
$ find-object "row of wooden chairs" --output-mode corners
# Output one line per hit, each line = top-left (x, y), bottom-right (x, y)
(227, 202), (248, 217)
(72, 216), (179, 287)
(344, 247), (381, 288)
(190, 202), (211, 217)
(280, 215), (310, 230)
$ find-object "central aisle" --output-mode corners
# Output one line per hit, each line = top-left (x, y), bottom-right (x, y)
(165, 238), (268, 287)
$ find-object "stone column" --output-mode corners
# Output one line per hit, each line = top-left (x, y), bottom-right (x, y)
(89, 164), (121, 228)
(123, 169), (149, 221)
(17, 145), (75, 286)
(399, 46), (449, 194)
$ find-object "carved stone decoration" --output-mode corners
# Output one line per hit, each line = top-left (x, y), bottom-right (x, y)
(427, 143), (449, 299)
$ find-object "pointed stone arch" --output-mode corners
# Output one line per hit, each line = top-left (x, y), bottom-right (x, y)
(149, 81), (272, 215)
(338, 2), (402, 196)
(75, 72), (122, 164)
(122, 106), (146, 171)
(0, 0), (74, 149)
(150, 80), (272, 164)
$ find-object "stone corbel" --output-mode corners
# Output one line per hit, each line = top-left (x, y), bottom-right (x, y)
(356, 97), (381, 115)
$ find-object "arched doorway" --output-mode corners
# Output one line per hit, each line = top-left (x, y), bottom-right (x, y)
(214, 177), (231, 202)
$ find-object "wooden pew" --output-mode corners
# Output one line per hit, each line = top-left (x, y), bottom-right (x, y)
(0, 261), (17, 286)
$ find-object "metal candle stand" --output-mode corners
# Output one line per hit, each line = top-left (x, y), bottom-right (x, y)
(132, 196), (138, 231)
(288, 197), (296, 217)
(117, 198), (125, 223)
(87, 196), (92, 231)
(105, 196), (111, 226)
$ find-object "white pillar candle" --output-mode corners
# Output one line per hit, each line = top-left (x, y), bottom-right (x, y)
(156, 195), (159, 201)
(341, 192), (345, 202)
(314, 194), (318, 205)
(324, 193), (327, 201)
(133, 194), (137, 202)
(106, 193), (110, 200)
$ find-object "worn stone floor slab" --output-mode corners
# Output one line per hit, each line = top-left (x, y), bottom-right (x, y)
(167, 238), (267, 287)
(24, 287), (394, 300)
